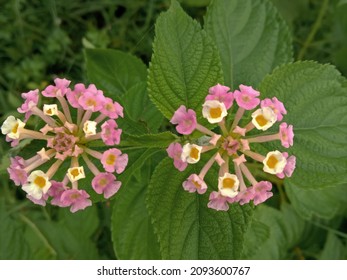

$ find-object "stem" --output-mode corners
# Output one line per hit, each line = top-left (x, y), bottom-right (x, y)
(297, 0), (329, 60)
(94, 113), (107, 124)
(84, 147), (102, 160)
(81, 153), (100, 176)
(231, 107), (245, 130)
(195, 123), (215, 137)
(244, 121), (255, 132)
(31, 106), (56, 127)
(234, 162), (246, 191)
(246, 133), (280, 143)
(219, 119), (228, 136)
(199, 152), (218, 179)
(243, 150), (265, 162)
(57, 96), (72, 123)
(46, 160), (63, 179)
(240, 163), (258, 186)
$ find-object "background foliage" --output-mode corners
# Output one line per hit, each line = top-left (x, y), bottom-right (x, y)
(1, 0), (347, 260)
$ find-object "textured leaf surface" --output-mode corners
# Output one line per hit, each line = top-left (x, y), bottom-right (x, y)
(148, 0), (223, 120)
(85, 49), (163, 134)
(147, 158), (253, 259)
(0, 200), (30, 259)
(205, 0), (293, 87)
(320, 232), (347, 260)
(259, 61), (347, 188)
(250, 204), (305, 259)
(85, 49), (147, 96)
(286, 182), (347, 220)
(112, 149), (163, 259)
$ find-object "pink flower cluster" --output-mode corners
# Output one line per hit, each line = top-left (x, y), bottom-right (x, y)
(167, 84), (295, 211)
(1, 78), (127, 213)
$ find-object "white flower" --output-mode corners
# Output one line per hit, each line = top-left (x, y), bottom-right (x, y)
(43, 104), (58, 116)
(22, 170), (51, 199)
(1, 116), (25, 139)
(218, 173), (239, 198)
(263, 151), (287, 174)
(67, 166), (85, 183)
(251, 107), (277, 131)
(181, 143), (202, 164)
(202, 100), (227, 124)
(83, 120), (97, 137)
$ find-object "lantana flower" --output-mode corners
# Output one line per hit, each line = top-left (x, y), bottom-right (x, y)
(167, 83), (296, 211)
(1, 78), (128, 213)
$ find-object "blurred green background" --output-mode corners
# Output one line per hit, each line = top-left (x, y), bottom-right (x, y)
(1, 0), (347, 259)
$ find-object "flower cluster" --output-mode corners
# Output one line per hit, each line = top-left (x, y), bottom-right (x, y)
(167, 84), (295, 211)
(1, 78), (128, 212)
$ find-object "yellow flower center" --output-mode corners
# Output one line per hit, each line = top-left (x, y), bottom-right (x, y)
(99, 178), (108, 187)
(255, 114), (268, 127)
(189, 147), (200, 160)
(223, 178), (235, 189)
(193, 180), (201, 189)
(106, 103), (114, 111)
(34, 176), (46, 188)
(86, 99), (97, 107)
(209, 107), (222, 119)
(70, 168), (80, 178)
(266, 155), (279, 169)
(12, 123), (19, 134)
(106, 154), (117, 165)
(46, 109), (52, 115)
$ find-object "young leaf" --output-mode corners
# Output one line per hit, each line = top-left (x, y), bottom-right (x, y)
(147, 158), (253, 259)
(148, 0), (223, 120)
(205, 0), (293, 88)
(259, 61), (347, 188)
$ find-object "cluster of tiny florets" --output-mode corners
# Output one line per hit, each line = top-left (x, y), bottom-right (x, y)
(1, 78), (127, 212)
(167, 84), (295, 211)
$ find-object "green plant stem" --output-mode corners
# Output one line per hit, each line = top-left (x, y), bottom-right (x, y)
(297, 0), (329, 60)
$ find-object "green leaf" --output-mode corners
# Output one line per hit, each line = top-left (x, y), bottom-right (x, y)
(320, 232), (346, 260)
(85, 48), (147, 96)
(85, 49), (163, 134)
(122, 82), (163, 133)
(286, 182), (347, 220)
(147, 158), (253, 259)
(33, 206), (100, 259)
(112, 149), (163, 259)
(250, 204), (306, 259)
(259, 61), (347, 188)
(148, 0), (223, 120)
(119, 132), (178, 149)
(241, 219), (270, 259)
(0, 200), (30, 259)
(205, 0), (293, 88)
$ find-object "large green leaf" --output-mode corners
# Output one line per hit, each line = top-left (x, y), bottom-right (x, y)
(85, 49), (163, 134)
(148, 0), (223, 120)
(112, 149), (163, 259)
(286, 181), (347, 220)
(33, 206), (99, 259)
(259, 61), (347, 188)
(147, 158), (253, 259)
(320, 232), (347, 260)
(205, 0), (293, 88)
(85, 48), (147, 96)
(250, 204), (306, 259)
(0, 200), (30, 259)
